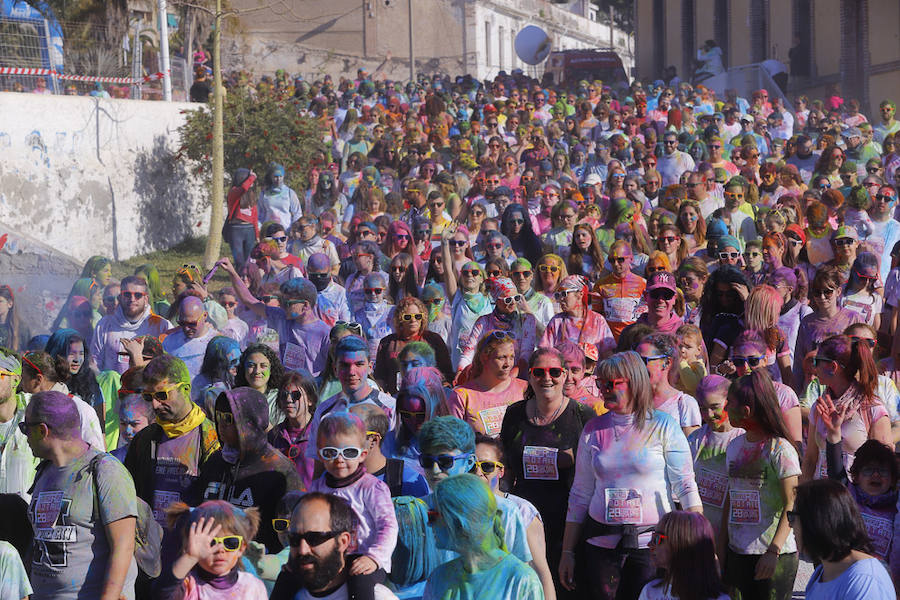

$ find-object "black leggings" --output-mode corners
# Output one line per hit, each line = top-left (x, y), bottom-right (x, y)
(724, 548), (798, 600)
(582, 544), (655, 600)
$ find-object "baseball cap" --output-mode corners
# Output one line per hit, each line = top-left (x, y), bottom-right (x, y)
(768, 267), (797, 289)
(842, 127), (862, 139)
(832, 226), (858, 241)
(584, 173), (603, 186)
(646, 271), (677, 293)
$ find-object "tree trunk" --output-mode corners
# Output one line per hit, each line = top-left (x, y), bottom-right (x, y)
(202, 1), (225, 270)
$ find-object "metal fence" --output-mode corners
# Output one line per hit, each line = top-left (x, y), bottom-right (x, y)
(0, 16), (188, 100)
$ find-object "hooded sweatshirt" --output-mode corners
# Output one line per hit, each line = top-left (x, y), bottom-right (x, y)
(192, 387), (304, 553)
(90, 304), (172, 374)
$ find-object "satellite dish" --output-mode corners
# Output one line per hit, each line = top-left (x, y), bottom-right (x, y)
(515, 25), (552, 65)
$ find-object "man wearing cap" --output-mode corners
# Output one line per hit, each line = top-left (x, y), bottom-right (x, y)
(401, 179), (428, 225)
(0, 348), (37, 501)
(636, 271), (683, 335)
(824, 226), (859, 284)
(258, 162), (302, 230)
(218, 258), (331, 375)
(161, 295), (218, 380)
(657, 131), (695, 186)
(868, 184), (900, 283)
(540, 275), (616, 359)
(591, 241), (646, 340)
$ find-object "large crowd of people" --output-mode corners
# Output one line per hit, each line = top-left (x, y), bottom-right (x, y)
(2, 66), (900, 600)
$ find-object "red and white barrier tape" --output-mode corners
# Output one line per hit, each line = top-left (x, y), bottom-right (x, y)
(0, 66), (168, 85)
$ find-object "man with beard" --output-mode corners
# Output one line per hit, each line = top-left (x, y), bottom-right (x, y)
(91, 275), (171, 374)
(271, 492), (397, 600)
(656, 131), (695, 186)
(786, 135), (817, 183)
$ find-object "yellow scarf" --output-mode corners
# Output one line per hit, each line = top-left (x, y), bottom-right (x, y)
(158, 403), (207, 438)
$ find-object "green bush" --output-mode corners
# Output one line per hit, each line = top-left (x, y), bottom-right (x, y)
(176, 88), (325, 194)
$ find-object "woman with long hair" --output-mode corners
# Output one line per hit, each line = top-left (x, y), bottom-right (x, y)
(541, 275), (617, 359)
(267, 370), (318, 490)
(641, 511), (729, 600)
(676, 258), (708, 326)
(382, 366), (444, 466)
(80, 256), (112, 288)
(677, 200), (706, 254)
(502, 204), (543, 266)
(374, 296), (453, 394)
(656, 223), (689, 271)
(534, 254), (568, 301)
(793, 479), (895, 597)
(812, 145), (846, 187)
(447, 330), (528, 437)
(699, 265), (750, 354)
(234, 343), (285, 427)
(192, 335), (241, 417)
(500, 347), (595, 598)
(801, 334), (892, 482)
(566, 223), (606, 285)
(637, 333), (701, 436)
(0, 284), (21, 350)
(559, 351), (702, 600)
(387, 253), (419, 306)
(721, 370), (800, 600)
(44, 328), (103, 424)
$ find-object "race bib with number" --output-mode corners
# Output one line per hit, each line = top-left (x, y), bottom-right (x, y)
(282, 342), (305, 371)
(696, 467), (728, 508)
(862, 512), (892, 558)
(522, 446), (559, 480)
(605, 488), (642, 524)
(729, 490), (761, 524)
(603, 297), (639, 323)
(477, 405), (507, 437)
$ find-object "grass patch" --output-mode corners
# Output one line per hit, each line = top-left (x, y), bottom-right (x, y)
(111, 236), (234, 295)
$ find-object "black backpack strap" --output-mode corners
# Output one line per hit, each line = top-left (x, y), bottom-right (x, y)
(386, 458), (405, 497)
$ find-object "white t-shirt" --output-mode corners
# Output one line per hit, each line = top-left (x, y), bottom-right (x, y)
(0, 540), (32, 600)
(656, 392), (701, 429)
(294, 583), (397, 600)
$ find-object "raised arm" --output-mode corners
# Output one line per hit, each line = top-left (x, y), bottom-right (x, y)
(216, 257), (267, 319)
(441, 222), (460, 299)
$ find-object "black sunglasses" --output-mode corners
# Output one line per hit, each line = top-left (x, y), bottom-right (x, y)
(287, 530), (342, 547)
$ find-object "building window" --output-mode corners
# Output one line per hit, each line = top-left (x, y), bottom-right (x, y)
(714, 0), (728, 68)
(682, 0), (695, 79)
(790, 0), (812, 77)
(750, 0), (768, 63)
(653, 0), (665, 78)
(485, 22), (492, 68)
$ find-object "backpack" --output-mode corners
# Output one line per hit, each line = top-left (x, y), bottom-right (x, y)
(31, 453), (164, 577)
(86, 455), (164, 578)
(388, 496), (441, 587)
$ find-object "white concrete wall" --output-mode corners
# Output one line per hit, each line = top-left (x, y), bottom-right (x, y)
(0, 92), (209, 263)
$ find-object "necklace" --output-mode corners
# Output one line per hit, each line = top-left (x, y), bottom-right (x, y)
(529, 397), (565, 426)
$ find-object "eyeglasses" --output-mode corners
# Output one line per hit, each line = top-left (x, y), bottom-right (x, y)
(530, 367), (566, 378)
(396, 234), (411, 241)
(500, 295), (523, 306)
(849, 336), (877, 349)
(600, 378), (628, 393)
(461, 269), (482, 277)
(718, 252), (740, 260)
(538, 264), (560, 273)
(272, 518), (290, 532)
(222, 301), (237, 308)
(649, 531), (668, 546)
(875, 194), (896, 203)
(724, 192), (744, 200)
(17, 419), (43, 434)
(260, 295), (279, 303)
(364, 288), (384, 294)
(811, 288), (835, 299)
(554, 290), (578, 302)
(399, 313), (424, 322)
(660, 236), (679, 244)
(834, 238), (855, 247)
(475, 460), (504, 475)
(272, 235), (288, 243)
(391, 266), (408, 273)
(511, 270), (532, 277)
(743, 251), (761, 258)
(142, 382), (184, 404)
(210, 535), (243, 551)
(487, 243), (503, 250)
(812, 356), (842, 368)
(288, 530), (342, 548)
(487, 270), (502, 278)
(319, 446), (364, 461)
(419, 453), (472, 471)
(788, 238), (803, 247)
(639, 354), (668, 365)
(868, 167), (882, 174)
(817, 183), (832, 189)
(786, 510), (798, 526)
(423, 298), (443, 306)
(450, 239), (467, 247)
(610, 256), (628, 264)
(511, 218), (525, 225)
(648, 289), (675, 301)
(121, 292), (146, 300)
(731, 355), (764, 368)
(334, 321), (363, 336)
(860, 466), (891, 478)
